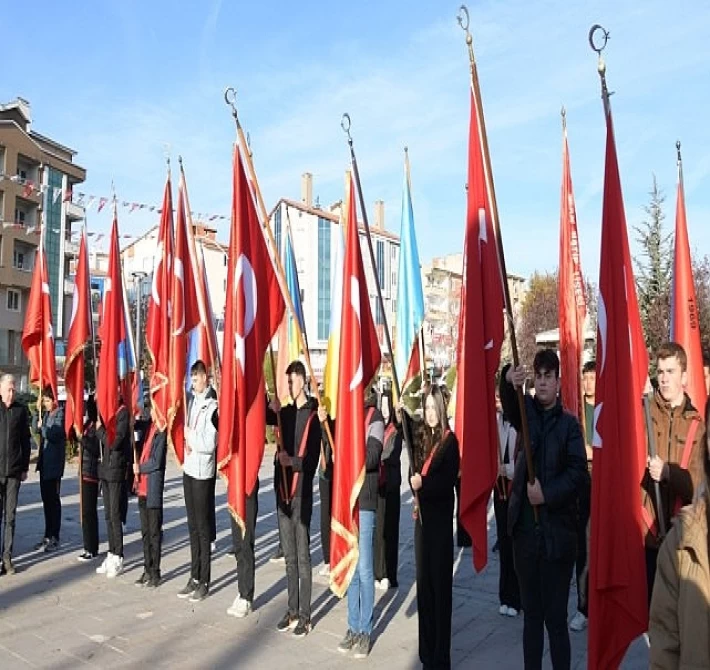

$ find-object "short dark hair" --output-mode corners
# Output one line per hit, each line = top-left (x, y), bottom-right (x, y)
(533, 349), (560, 378)
(582, 360), (596, 374)
(286, 360), (306, 380)
(41, 386), (54, 401)
(190, 360), (207, 376)
(657, 342), (687, 372)
(703, 350), (710, 368)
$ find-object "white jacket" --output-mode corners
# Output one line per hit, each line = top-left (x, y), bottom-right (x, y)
(182, 390), (218, 480)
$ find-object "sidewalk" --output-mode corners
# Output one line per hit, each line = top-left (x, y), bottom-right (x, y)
(0, 449), (649, 669)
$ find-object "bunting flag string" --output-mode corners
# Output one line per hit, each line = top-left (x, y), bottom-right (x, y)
(0, 171), (228, 222)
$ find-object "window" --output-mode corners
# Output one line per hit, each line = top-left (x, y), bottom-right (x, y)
(375, 300), (385, 326)
(13, 250), (25, 270)
(15, 209), (26, 225)
(7, 289), (20, 312)
(376, 240), (385, 289)
(223, 254), (227, 266)
(17, 169), (27, 180)
(317, 218), (331, 340)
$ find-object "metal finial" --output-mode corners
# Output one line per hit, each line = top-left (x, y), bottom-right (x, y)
(676, 140), (682, 160)
(457, 5), (470, 34)
(246, 131), (252, 157)
(178, 155), (183, 168)
(588, 24), (610, 54)
(561, 106), (567, 131)
(224, 87), (238, 120)
(341, 113), (352, 144)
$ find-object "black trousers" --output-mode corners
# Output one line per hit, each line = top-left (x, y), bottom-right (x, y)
(493, 483), (520, 610)
(646, 546), (659, 610)
(103, 480), (124, 557)
(575, 475), (591, 616)
(81, 480), (99, 555)
(278, 497), (312, 620)
(0, 476), (21, 561)
(209, 475), (217, 542)
(139, 497), (163, 578)
(184, 473), (212, 586)
(318, 477), (332, 564)
(415, 507), (453, 670)
(454, 478), (471, 548)
(374, 489), (400, 585)
(513, 532), (574, 670)
(40, 477), (62, 541)
(231, 478), (259, 601)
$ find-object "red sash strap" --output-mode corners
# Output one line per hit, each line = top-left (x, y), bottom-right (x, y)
(289, 411), (317, 499)
(422, 430), (451, 476)
(137, 424), (157, 498)
(379, 421), (396, 487)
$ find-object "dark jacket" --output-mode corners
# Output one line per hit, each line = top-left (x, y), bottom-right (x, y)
(319, 416), (335, 481)
(417, 431), (460, 513)
(380, 420), (403, 494)
(501, 382), (587, 562)
(36, 406), (66, 481)
(138, 429), (167, 509)
(0, 400), (31, 478)
(360, 401), (384, 512)
(81, 421), (100, 482)
(97, 405), (131, 483)
(267, 396), (321, 519)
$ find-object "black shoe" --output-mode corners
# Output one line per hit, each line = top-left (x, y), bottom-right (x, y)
(77, 551), (97, 563)
(276, 612), (298, 632)
(189, 583), (209, 602)
(134, 572), (150, 587)
(147, 574), (161, 588)
(270, 547), (285, 564)
(338, 629), (357, 653)
(177, 578), (198, 599)
(34, 538), (50, 551)
(353, 633), (370, 658)
(491, 539), (499, 553)
(292, 618), (311, 638)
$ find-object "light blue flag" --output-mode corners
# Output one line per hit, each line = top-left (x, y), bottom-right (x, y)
(394, 151), (425, 387)
(284, 224), (306, 353)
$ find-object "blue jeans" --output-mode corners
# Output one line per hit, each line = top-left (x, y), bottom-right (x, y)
(347, 509), (376, 635)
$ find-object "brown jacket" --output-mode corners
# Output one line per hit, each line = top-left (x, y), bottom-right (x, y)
(649, 493), (710, 669)
(642, 393), (706, 548)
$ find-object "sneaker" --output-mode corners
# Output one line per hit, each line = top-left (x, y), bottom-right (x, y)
(270, 547), (286, 564)
(318, 563), (330, 577)
(134, 572), (150, 587)
(498, 604), (508, 616)
(353, 633), (371, 659)
(293, 618), (311, 638)
(569, 611), (588, 632)
(211, 541), (217, 553)
(227, 595), (252, 618)
(96, 553), (114, 575)
(189, 583), (209, 602)
(177, 579), (198, 599)
(147, 574), (161, 588)
(276, 612), (298, 632)
(3, 558), (15, 575)
(376, 578), (390, 591)
(44, 538), (59, 553)
(338, 629), (357, 654)
(107, 555), (124, 578)
(77, 551), (97, 562)
(34, 538), (50, 551)
(505, 607), (519, 617)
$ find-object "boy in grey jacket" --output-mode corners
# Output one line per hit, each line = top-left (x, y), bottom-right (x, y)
(177, 360), (218, 603)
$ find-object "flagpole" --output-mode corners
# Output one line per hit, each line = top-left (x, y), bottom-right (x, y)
(339, 114), (418, 483)
(458, 5), (535, 489)
(223, 88), (335, 459)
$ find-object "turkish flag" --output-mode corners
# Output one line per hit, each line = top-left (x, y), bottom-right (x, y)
(96, 216), (126, 444)
(558, 121), (587, 425)
(454, 90), (505, 573)
(217, 144), (285, 531)
(168, 180), (200, 462)
(21, 238), (58, 401)
(64, 226), (92, 437)
(329, 175), (382, 598)
(670, 160), (706, 412)
(145, 177), (174, 431)
(588, 101), (649, 669)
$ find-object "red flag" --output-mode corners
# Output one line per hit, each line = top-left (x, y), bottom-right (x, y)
(454, 90), (505, 573)
(217, 145), (285, 531)
(558, 117), (587, 423)
(64, 227), (92, 436)
(21, 238), (58, 400)
(329, 176), (382, 597)
(588, 99), (649, 669)
(145, 177), (174, 430)
(670, 154), (706, 412)
(168, 180), (200, 462)
(96, 215), (126, 444)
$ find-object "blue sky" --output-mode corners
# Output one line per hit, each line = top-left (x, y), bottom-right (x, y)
(2, 0), (710, 279)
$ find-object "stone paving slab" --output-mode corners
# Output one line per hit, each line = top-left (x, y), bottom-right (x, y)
(0, 449), (649, 669)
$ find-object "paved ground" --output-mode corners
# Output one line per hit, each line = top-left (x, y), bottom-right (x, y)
(0, 447), (649, 669)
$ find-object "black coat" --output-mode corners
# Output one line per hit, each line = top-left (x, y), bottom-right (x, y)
(501, 383), (587, 562)
(0, 400), (31, 478)
(359, 402), (384, 512)
(381, 421), (403, 494)
(81, 422), (100, 482)
(97, 405), (131, 483)
(36, 406), (66, 481)
(138, 429), (167, 509)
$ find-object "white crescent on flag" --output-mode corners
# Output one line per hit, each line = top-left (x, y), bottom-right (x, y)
(234, 254), (258, 375)
(172, 258), (185, 336)
(349, 276), (363, 392)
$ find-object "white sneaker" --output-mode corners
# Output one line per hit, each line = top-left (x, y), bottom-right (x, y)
(377, 578), (390, 591)
(569, 611), (588, 631)
(96, 553), (113, 575)
(227, 596), (252, 618)
(498, 604), (508, 616)
(318, 564), (330, 578)
(211, 541), (217, 553)
(107, 555), (124, 579)
(505, 607), (519, 617)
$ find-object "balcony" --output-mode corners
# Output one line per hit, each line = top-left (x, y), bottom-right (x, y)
(65, 200), (84, 221)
